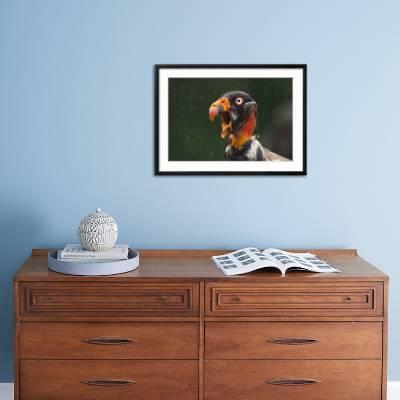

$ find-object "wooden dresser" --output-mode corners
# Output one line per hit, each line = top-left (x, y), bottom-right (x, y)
(14, 249), (388, 400)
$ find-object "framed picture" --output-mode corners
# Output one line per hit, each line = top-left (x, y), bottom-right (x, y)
(155, 64), (306, 175)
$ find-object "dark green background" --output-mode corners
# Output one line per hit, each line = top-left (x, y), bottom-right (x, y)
(168, 78), (293, 161)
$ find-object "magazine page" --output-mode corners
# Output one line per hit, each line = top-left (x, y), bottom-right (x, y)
(212, 247), (280, 276)
(262, 248), (340, 273)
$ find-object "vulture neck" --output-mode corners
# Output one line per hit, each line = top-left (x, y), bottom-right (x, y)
(230, 112), (257, 149)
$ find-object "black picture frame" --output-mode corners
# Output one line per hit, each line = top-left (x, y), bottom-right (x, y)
(155, 64), (307, 176)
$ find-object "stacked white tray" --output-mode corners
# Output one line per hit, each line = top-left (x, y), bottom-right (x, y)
(48, 249), (139, 276)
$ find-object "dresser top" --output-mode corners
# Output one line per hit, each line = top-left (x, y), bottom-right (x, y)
(13, 249), (388, 282)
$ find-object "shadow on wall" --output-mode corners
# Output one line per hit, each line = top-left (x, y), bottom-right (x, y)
(0, 204), (44, 382)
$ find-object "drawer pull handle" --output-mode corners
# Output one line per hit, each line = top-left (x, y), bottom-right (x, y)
(266, 378), (321, 386)
(232, 297), (241, 303)
(158, 296), (168, 303)
(82, 337), (135, 345)
(266, 337), (320, 345)
(81, 378), (136, 386)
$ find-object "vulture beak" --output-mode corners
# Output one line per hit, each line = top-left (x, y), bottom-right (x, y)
(209, 96), (232, 140)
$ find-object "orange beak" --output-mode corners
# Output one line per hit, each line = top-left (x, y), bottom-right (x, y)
(209, 96), (230, 121)
(209, 96), (232, 139)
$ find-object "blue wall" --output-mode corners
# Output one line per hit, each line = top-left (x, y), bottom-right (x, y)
(0, 0), (399, 382)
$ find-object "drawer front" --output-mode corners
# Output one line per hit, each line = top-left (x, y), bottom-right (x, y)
(205, 322), (382, 359)
(205, 360), (381, 400)
(21, 360), (198, 400)
(20, 322), (198, 359)
(20, 282), (199, 316)
(205, 283), (383, 316)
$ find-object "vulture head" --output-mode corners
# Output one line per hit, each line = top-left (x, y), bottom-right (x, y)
(209, 91), (257, 149)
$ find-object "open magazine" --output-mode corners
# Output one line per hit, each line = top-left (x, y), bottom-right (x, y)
(212, 248), (340, 276)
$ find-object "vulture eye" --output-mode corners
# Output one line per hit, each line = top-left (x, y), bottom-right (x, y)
(235, 97), (244, 105)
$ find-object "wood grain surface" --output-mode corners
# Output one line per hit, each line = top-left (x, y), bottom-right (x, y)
(21, 360), (198, 400)
(20, 322), (198, 359)
(14, 249), (388, 282)
(205, 321), (382, 359)
(204, 360), (382, 400)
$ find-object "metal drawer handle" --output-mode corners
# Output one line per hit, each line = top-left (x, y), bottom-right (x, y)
(81, 378), (136, 386)
(266, 337), (320, 345)
(158, 296), (168, 302)
(82, 337), (135, 345)
(266, 378), (321, 386)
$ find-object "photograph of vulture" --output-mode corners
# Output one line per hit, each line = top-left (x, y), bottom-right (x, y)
(209, 91), (288, 161)
(167, 77), (293, 163)
(156, 65), (306, 175)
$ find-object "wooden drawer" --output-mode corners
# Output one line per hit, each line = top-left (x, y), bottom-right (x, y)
(205, 322), (382, 359)
(204, 360), (381, 400)
(20, 322), (198, 359)
(21, 360), (198, 400)
(20, 282), (199, 316)
(205, 283), (383, 316)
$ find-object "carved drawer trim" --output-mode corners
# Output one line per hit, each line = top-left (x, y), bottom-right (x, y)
(205, 283), (383, 317)
(20, 282), (199, 317)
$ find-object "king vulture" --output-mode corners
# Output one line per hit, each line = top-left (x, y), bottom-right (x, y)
(209, 91), (287, 161)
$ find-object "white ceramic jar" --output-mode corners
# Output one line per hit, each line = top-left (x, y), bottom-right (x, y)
(77, 208), (118, 251)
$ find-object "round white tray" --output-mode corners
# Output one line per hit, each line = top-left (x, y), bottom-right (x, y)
(48, 249), (140, 276)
